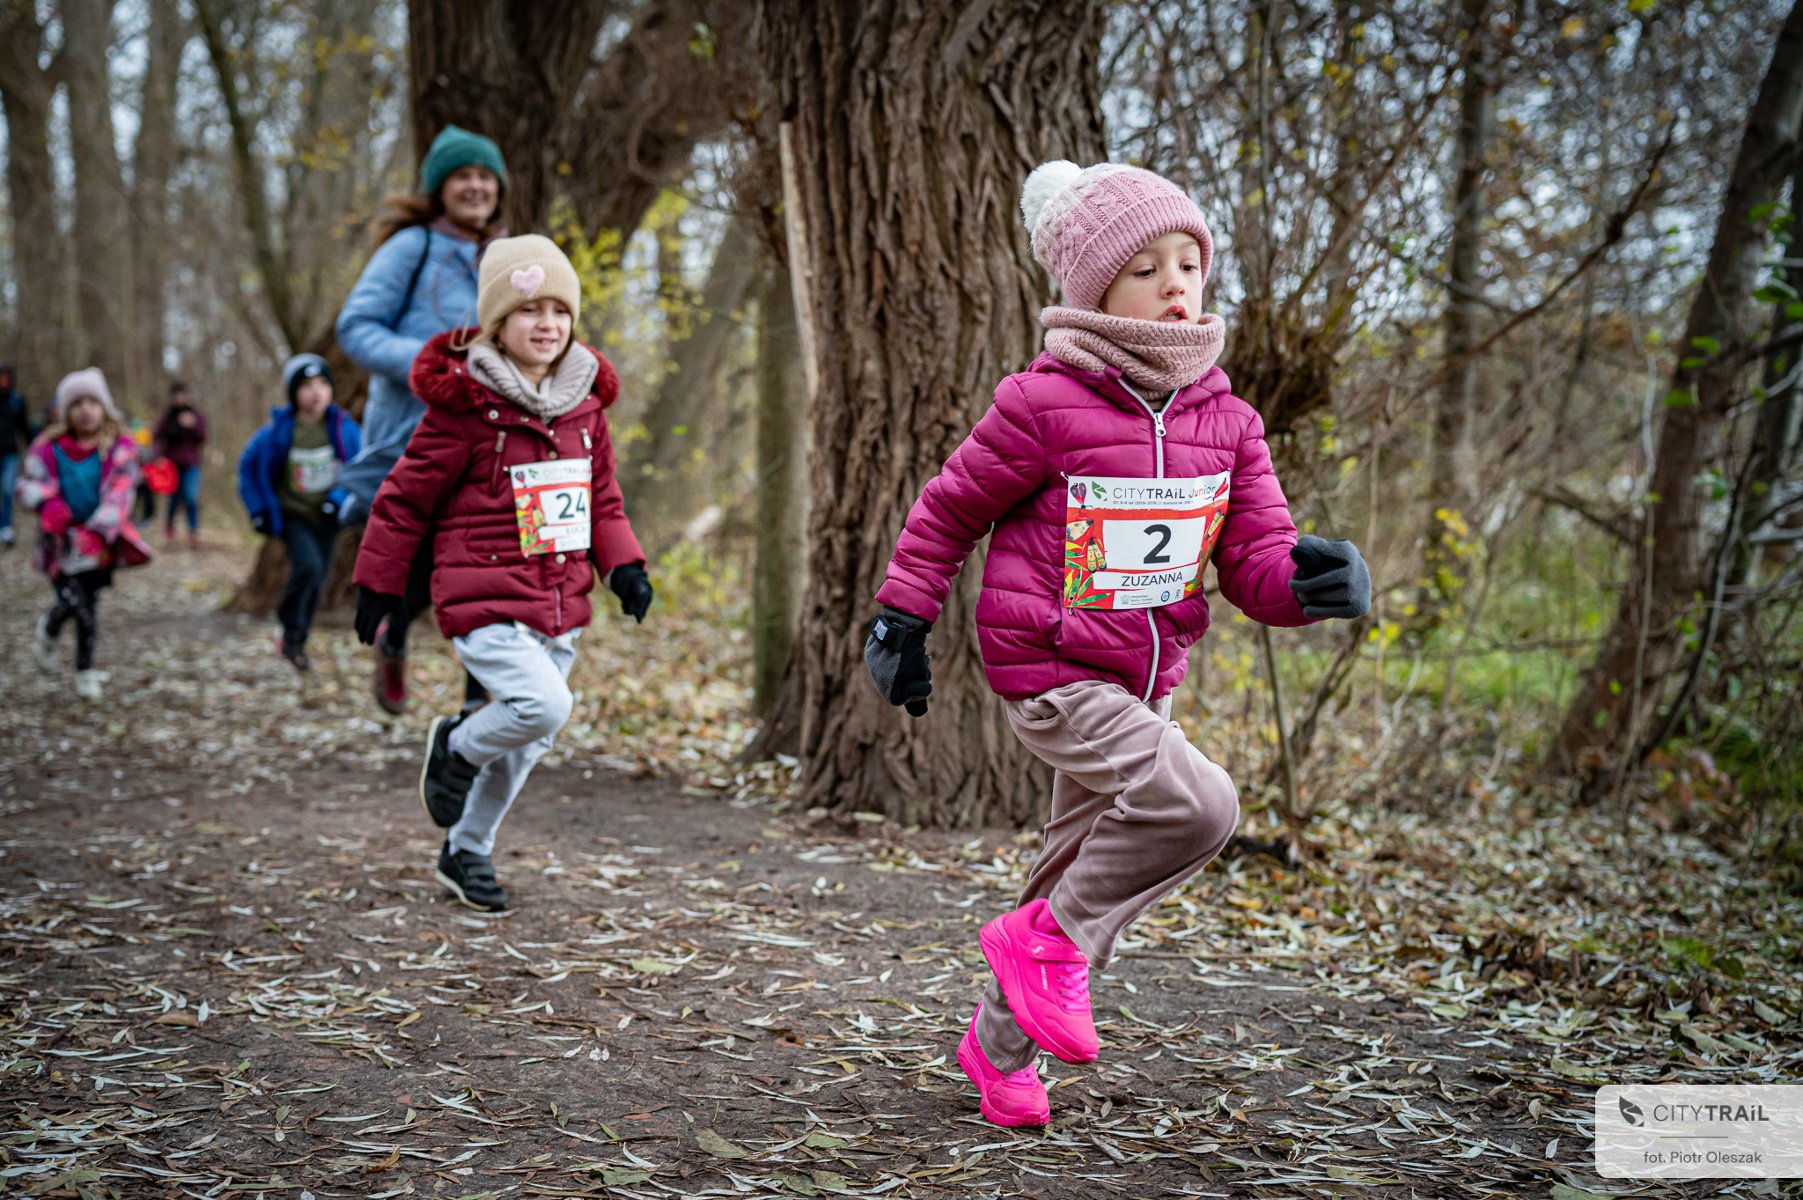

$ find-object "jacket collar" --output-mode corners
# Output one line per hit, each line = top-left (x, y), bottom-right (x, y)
(413, 328), (620, 418)
(1027, 351), (1231, 419)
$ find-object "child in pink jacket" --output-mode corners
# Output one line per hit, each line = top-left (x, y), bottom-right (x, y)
(865, 161), (1371, 1127)
(17, 369), (155, 700)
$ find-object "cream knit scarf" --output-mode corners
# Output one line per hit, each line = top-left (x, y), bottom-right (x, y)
(1041, 306), (1226, 394)
(467, 340), (598, 422)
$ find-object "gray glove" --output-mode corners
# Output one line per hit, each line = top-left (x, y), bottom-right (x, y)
(1287, 535), (1371, 619)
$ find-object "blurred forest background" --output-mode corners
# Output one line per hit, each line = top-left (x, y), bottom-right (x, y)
(0, 0), (1799, 870)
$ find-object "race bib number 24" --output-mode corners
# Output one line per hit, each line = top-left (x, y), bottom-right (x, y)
(511, 458), (593, 556)
(1064, 473), (1230, 610)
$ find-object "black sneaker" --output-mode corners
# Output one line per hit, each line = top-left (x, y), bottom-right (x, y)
(419, 715), (480, 828)
(436, 842), (507, 911)
(279, 635), (311, 673)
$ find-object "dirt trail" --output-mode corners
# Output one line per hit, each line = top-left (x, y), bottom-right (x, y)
(0, 545), (1777, 1198)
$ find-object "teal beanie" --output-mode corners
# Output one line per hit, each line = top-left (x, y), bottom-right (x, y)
(420, 124), (508, 198)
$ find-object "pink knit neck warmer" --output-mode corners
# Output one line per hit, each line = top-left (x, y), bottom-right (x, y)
(1041, 306), (1226, 394)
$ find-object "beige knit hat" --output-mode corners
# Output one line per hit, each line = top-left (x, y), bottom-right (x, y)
(53, 367), (118, 419)
(476, 234), (582, 333)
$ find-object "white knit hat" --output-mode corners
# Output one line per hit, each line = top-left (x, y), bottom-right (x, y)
(53, 368), (119, 419)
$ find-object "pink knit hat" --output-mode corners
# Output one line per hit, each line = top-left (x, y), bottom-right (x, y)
(1019, 161), (1214, 311)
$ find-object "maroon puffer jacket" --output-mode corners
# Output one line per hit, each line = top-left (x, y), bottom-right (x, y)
(354, 330), (644, 639)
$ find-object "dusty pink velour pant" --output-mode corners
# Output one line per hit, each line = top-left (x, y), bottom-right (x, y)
(974, 679), (1241, 1071)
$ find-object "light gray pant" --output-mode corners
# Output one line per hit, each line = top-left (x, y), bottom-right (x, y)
(445, 622), (579, 856)
(975, 680), (1241, 1071)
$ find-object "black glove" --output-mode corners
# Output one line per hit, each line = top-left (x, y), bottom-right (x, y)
(320, 497), (339, 522)
(354, 586), (408, 646)
(864, 607), (933, 717)
(609, 563), (654, 623)
(249, 513), (271, 536)
(1287, 535), (1372, 619)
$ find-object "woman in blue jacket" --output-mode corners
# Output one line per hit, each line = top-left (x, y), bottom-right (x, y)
(336, 124), (506, 711)
(240, 354), (362, 672)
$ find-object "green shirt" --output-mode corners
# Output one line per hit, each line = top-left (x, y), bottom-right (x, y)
(277, 417), (336, 522)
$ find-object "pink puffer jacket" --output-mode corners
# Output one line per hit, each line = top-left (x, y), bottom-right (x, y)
(876, 353), (1312, 702)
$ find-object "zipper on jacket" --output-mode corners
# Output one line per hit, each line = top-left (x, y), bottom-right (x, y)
(1120, 381), (1172, 702)
(492, 430), (506, 488)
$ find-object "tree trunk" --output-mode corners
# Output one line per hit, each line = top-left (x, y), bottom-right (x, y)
(1728, 158), (1803, 594)
(131, 0), (186, 402)
(563, 0), (757, 244)
(629, 217), (763, 536)
(1555, 0), (1803, 785)
(408, 0), (613, 231)
(752, 267), (807, 720)
(766, 0), (1106, 828)
(1318, 0), (1363, 317)
(61, 0), (137, 400)
(0, 0), (68, 394)
(194, 0), (311, 351)
(1422, 0), (1494, 616)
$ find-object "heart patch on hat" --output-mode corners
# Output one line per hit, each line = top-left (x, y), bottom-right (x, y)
(509, 265), (546, 297)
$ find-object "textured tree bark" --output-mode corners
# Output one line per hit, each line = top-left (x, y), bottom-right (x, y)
(62, 0), (137, 399)
(752, 267), (807, 720)
(0, 0), (68, 393)
(131, 0), (187, 404)
(766, 0), (1106, 827)
(1555, 0), (1803, 787)
(563, 1), (757, 244)
(408, 0), (614, 230)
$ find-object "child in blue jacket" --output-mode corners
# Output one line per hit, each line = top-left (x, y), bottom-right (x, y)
(239, 354), (362, 671)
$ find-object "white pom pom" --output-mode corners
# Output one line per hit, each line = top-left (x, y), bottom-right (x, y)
(1020, 160), (1083, 235)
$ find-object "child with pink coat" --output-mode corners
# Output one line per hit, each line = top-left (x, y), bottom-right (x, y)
(16, 369), (155, 700)
(865, 161), (1371, 1126)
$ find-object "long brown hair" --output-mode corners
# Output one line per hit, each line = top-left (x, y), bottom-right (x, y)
(370, 190), (506, 249)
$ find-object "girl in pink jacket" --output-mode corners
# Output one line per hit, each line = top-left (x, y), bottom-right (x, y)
(865, 161), (1371, 1127)
(17, 369), (155, 701)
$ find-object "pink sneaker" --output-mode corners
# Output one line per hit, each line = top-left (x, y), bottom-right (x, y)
(957, 1007), (1050, 1127)
(978, 898), (1098, 1063)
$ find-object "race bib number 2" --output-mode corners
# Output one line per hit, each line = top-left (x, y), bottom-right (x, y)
(511, 458), (592, 556)
(1064, 473), (1230, 610)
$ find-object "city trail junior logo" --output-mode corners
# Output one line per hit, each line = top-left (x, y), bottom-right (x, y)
(1620, 1097), (1644, 1127)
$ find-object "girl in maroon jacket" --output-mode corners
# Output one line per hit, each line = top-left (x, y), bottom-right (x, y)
(865, 162), (1372, 1126)
(353, 235), (652, 912)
